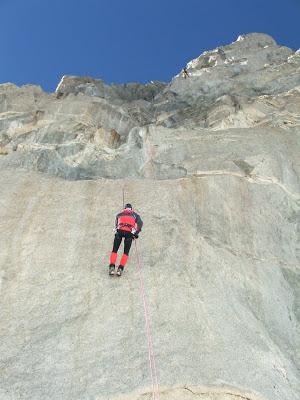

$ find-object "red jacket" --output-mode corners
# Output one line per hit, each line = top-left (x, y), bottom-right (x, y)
(115, 209), (143, 233)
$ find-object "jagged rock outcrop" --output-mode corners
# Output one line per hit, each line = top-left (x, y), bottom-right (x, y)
(55, 75), (166, 102)
(0, 33), (299, 400)
(0, 34), (300, 181)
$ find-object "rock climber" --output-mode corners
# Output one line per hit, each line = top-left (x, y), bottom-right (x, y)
(182, 67), (189, 79)
(108, 204), (143, 276)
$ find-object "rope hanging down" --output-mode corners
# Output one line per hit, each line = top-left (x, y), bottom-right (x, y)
(134, 240), (160, 400)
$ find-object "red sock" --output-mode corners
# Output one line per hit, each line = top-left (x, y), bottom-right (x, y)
(110, 252), (117, 265)
(119, 254), (128, 267)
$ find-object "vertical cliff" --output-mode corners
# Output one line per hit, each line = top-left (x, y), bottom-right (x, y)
(0, 33), (299, 400)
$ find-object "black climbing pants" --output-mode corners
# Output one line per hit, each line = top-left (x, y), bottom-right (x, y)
(112, 230), (133, 255)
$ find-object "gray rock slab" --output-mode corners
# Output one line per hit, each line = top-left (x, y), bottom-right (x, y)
(0, 169), (299, 400)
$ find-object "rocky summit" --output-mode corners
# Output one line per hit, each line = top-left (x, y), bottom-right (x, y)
(0, 33), (300, 400)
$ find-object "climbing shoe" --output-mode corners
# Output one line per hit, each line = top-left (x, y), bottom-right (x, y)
(116, 266), (124, 277)
(109, 264), (115, 276)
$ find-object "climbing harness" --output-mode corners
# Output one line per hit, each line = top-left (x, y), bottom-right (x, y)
(117, 222), (134, 229)
(134, 240), (160, 400)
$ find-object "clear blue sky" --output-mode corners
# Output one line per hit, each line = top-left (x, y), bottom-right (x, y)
(1, 0), (299, 92)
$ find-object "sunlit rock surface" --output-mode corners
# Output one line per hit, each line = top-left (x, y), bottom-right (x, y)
(0, 33), (299, 400)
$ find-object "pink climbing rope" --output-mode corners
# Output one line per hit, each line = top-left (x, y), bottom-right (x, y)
(134, 240), (160, 400)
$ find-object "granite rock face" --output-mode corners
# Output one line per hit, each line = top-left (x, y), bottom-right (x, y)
(0, 33), (300, 400)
